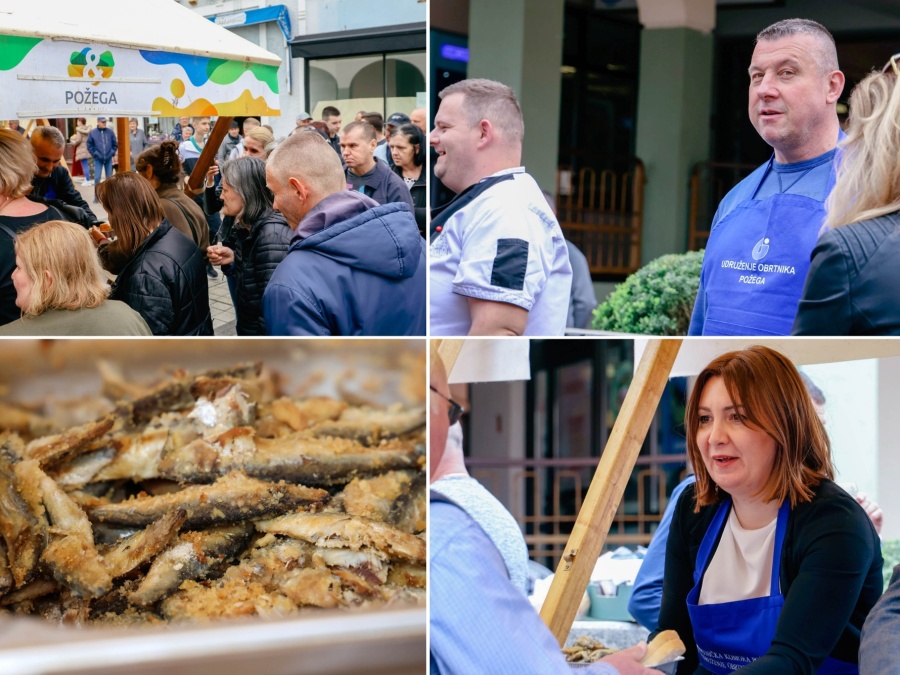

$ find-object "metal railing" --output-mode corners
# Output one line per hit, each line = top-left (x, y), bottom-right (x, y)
(556, 159), (646, 278)
(467, 454), (689, 567)
(688, 161), (757, 251)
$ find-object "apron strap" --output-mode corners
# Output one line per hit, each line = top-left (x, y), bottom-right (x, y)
(693, 499), (732, 585)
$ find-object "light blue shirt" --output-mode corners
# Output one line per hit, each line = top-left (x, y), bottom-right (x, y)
(430, 498), (619, 675)
(628, 475), (696, 631)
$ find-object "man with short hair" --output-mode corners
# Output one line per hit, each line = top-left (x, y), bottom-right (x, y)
(29, 125), (99, 225)
(429, 79), (572, 336)
(8, 120), (25, 136)
(289, 111), (314, 136)
(341, 121), (414, 209)
(689, 18), (846, 336)
(86, 116), (117, 187)
(321, 106), (343, 157)
(361, 112), (389, 164)
(217, 120), (241, 163)
(410, 107), (427, 133)
(262, 133), (425, 336)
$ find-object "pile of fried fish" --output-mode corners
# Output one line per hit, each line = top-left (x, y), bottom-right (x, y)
(0, 362), (426, 625)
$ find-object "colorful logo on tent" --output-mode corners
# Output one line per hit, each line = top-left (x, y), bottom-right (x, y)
(68, 48), (114, 86)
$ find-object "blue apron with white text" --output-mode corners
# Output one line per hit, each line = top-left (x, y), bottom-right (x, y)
(700, 160), (835, 336)
(687, 499), (857, 674)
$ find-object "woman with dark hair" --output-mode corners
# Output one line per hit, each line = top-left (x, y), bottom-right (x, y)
(656, 346), (882, 674)
(0, 220), (150, 335)
(390, 123), (426, 235)
(206, 156), (290, 335)
(96, 173), (213, 336)
(135, 140), (209, 251)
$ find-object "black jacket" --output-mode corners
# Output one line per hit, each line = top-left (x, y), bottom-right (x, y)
(658, 480), (883, 674)
(223, 210), (292, 335)
(793, 212), (900, 335)
(30, 167), (99, 225)
(392, 164), (426, 236)
(110, 220), (213, 336)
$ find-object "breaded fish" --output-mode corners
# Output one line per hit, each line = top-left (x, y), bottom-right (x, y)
(101, 508), (186, 579)
(0, 438), (48, 587)
(386, 471), (427, 534)
(128, 523), (253, 607)
(17, 460), (111, 598)
(157, 429), (422, 486)
(256, 512), (426, 565)
(88, 471), (329, 528)
(24, 415), (115, 467)
(306, 406), (426, 445)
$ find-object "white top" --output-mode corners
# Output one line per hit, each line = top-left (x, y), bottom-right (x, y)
(699, 507), (778, 605)
(429, 167), (573, 336)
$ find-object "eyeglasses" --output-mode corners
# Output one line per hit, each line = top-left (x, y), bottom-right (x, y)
(430, 386), (464, 426)
(882, 53), (900, 76)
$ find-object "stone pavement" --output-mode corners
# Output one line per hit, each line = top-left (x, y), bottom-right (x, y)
(72, 173), (237, 335)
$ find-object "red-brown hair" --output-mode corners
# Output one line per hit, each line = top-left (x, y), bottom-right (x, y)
(685, 345), (833, 511)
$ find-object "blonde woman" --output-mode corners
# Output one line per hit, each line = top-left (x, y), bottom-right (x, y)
(0, 129), (65, 326)
(0, 220), (150, 335)
(794, 59), (900, 335)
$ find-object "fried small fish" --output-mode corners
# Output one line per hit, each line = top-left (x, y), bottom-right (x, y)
(88, 471), (328, 528)
(101, 508), (186, 579)
(18, 460), (111, 598)
(24, 415), (115, 467)
(128, 523), (253, 607)
(0, 438), (48, 587)
(157, 429), (422, 486)
(386, 471), (427, 534)
(306, 406), (426, 445)
(256, 512), (426, 565)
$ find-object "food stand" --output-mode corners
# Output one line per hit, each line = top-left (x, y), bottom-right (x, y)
(0, 0), (281, 193)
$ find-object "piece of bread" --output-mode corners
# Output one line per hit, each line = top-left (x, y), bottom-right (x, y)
(641, 630), (686, 667)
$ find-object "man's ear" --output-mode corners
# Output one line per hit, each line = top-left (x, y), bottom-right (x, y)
(288, 176), (310, 203)
(826, 70), (845, 104)
(476, 119), (495, 149)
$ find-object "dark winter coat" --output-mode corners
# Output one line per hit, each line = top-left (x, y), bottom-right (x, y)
(110, 220), (213, 336)
(392, 164), (426, 235)
(263, 191), (425, 336)
(223, 210), (292, 335)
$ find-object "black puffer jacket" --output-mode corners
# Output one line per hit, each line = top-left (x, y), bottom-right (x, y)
(223, 210), (292, 335)
(392, 165), (426, 236)
(111, 220), (213, 336)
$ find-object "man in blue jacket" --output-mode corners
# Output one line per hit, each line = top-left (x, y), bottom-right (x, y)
(262, 132), (426, 336)
(341, 121), (414, 209)
(86, 116), (118, 189)
(689, 19), (845, 336)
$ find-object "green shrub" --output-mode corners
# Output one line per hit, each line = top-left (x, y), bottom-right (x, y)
(592, 250), (704, 335)
(882, 539), (900, 589)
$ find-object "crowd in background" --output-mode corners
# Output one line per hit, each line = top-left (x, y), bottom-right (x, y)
(0, 106), (427, 336)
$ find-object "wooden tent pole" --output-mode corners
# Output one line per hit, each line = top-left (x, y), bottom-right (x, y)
(184, 116), (233, 197)
(116, 117), (130, 173)
(436, 339), (465, 376)
(539, 338), (682, 645)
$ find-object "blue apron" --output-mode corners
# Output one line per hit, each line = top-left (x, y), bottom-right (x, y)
(700, 158), (836, 336)
(687, 499), (857, 674)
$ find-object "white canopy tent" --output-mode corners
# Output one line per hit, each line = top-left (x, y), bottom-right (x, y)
(0, 0), (281, 119)
(0, 0), (282, 192)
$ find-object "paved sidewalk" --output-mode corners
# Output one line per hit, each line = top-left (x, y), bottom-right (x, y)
(73, 175), (237, 335)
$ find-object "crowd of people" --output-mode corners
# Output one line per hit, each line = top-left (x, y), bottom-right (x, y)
(0, 105), (426, 336)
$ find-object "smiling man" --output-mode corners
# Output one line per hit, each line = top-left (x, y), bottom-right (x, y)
(689, 19), (845, 336)
(429, 79), (572, 337)
(29, 126), (98, 226)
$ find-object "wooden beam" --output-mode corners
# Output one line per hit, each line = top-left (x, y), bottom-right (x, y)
(539, 338), (682, 645)
(184, 116), (233, 197)
(436, 340), (465, 376)
(116, 117), (130, 173)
